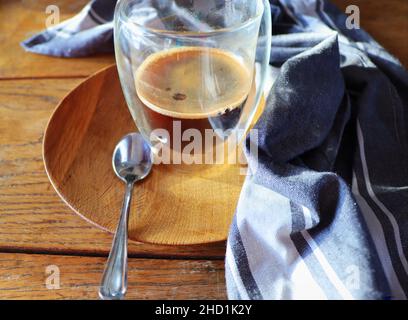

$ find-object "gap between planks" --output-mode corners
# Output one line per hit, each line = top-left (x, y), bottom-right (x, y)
(0, 75), (91, 81)
(0, 246), (226, 261)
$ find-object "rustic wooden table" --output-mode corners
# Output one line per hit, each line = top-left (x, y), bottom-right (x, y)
(0, 0), (406, 299)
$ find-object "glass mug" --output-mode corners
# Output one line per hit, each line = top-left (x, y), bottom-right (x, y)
(114, 0), (271, 167)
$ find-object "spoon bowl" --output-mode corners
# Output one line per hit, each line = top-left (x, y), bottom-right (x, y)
(112, 133), (153, 182)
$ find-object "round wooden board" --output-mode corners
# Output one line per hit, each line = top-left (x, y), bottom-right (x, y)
(43, 64), (259, 245)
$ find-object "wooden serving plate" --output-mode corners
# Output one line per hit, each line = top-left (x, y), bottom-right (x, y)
(43, 64), (262, 245)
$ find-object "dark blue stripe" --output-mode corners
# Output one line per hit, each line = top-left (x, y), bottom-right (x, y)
(229, 215), (263, 299)
(290, 201), (305, 233)
(289, 201), (342, 299)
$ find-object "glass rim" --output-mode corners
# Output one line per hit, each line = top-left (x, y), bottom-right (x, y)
(116, 0), (265, 37)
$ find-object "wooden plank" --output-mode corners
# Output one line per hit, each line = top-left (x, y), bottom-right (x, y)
(0, 78), (225, 258)
(331, 0), (408, 67)
(0, 0), (114, 79)
(0, 252), (226, 299)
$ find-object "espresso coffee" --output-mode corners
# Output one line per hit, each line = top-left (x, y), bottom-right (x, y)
(135, 47), (252, 139)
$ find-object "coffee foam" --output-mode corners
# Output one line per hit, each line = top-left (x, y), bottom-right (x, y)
(135, 47), (252, 119)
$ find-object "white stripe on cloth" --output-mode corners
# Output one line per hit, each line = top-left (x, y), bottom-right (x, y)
(43, 4), (99, 39)
(290, 256), (328, 300)
(58, 4), (97, 33)
(352, 172), (406, 299)
(235, 180), (327, 299)
(301, 205), (314, 229)
(356, 121), (408, 277)
(89, 7), (110, 24)
(52, 18), (109, 40)
(300, 228), (355, 300)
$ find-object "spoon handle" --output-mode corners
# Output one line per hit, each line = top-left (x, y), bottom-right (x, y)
(99, 181), (133, 300)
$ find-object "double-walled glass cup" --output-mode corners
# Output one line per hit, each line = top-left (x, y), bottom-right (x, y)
(114, 0), (271, 168)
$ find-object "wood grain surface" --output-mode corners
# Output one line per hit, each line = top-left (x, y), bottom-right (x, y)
(0, 0), (114, 79)
(0, 253), (226, 299)
(0, 0), (406, 299)
(0, 77), (226, 258)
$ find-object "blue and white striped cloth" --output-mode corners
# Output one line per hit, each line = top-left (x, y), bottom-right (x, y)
(227, 1), (408, 300)
(22, 0), (408, 300)
(22, 0), (116, 57)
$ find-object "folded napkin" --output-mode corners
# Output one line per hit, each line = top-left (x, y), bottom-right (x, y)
(227, 1), (408, 300)
(22, 0), (116, 57)
(23, 0), (408, 300)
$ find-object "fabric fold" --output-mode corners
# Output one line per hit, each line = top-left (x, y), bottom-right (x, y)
(228, 0), (407, 300)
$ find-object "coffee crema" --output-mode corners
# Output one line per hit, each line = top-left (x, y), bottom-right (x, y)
(135, 47), (252, 120)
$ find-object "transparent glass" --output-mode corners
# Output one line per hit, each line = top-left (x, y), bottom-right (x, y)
(114, 0), (271, 165)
